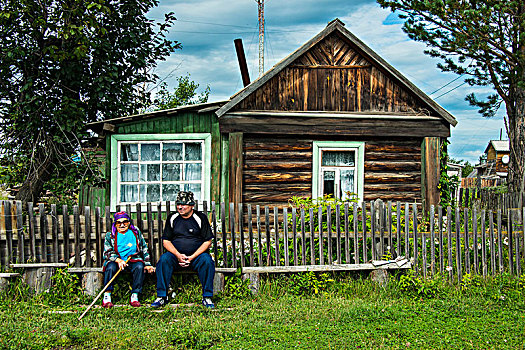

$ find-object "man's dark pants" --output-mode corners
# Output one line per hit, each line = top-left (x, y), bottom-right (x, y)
(156, 252), (215, 298)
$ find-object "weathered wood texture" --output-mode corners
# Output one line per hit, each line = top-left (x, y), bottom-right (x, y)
(242, 135), (421, 207)
(2, 201), (525, 282)
(235, 32), (436, 116)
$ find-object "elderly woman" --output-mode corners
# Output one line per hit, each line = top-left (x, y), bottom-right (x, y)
(102, 212), (155, 308)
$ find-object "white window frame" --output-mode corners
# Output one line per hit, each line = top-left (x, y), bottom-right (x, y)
(110, 133), (211, 211)
(312, 141), (365, 202)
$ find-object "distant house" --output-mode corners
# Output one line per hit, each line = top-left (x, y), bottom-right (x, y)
(477, 140), (509, 179)
(87, 19), (457, 211)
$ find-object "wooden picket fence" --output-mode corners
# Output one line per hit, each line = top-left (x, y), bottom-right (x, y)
(1, 200), (524, 281)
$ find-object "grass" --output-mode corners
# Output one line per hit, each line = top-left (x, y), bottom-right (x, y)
(0, 272), (524, 349)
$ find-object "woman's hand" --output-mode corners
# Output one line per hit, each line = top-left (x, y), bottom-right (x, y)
(116, 258), (127, 270)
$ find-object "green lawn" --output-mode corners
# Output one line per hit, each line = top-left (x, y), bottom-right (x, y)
(1, 273), (524, 349)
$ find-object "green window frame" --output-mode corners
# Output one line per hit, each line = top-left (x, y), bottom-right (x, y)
(312, 141), (365, 202)
(110, 133), (212, 211)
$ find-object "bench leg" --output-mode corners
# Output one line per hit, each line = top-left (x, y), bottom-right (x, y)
(82, 272), (104, 296)
(23, 267), (54, 294)
(0, 277), (9, 292)
(242, 273), (260, 294)
(369, 269), (389, 286)
(213, 272), (224, 296)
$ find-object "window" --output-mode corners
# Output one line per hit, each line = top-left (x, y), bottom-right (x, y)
(312, 141), (364, 202)
(111, 134), (211, 210)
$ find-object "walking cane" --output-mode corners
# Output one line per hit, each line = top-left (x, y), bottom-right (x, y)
(78, 256), (131, 320)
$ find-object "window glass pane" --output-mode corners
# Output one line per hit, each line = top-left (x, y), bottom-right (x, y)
(121, 185), (138, 202)
(185, 143), (202, 161)
(162, 184), (180, 201)
(121, 164), (138, 182)
(184, 163), (202, 181)
(121, 144), (138, 161)
(340, 170), (355, 199)
(140, 184), (160, 202)
(141, 144), (160, 161)
(140, 164), (160, 182)
(323, 170), (335, 197)
(184, 183), (201, 200)
(162, 164), (181, 181)
(322, 150), (355, 166)
(163, 143), (183, 161)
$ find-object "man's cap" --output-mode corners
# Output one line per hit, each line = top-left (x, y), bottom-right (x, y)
(176, 191), (195, 205)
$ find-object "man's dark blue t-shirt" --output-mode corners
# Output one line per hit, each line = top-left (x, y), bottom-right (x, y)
(162, 211), (213, 255)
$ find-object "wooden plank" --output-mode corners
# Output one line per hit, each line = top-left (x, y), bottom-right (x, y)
(147, 203), (155, 264)
(283, 207), (289, 266)
(447, 206), (453, 281)
(396, 202), (401, 258)
(497, 209), (503, 272)
(292, 207), (298, 265)
(387, 201), (393, 258)
(327, 206), (332, 264)
(438, 206), (444, 273)
(301, 208), (307, 265)
(95, 207), (102, 267)
(84, 207), (91, 268)
(489, 210), (496, 275)
(481, 210), (487, 277)
(228, 132), (243, 206)
(517, 208), (522, 276)
(16, 201), (24, 263)
(241, 261), (412, 274)
(247, 204), (254, 267)
(508, 209), (514, 275)
(344, 203), (350, 263)
(238, 203), (245, 268)
(370, 201), (376, 261)
(28, 203), (36, 261)
(318, 206), (324, 265)
(309, 207), (315, 265)
(455, 207), (462, 282)
(51, 204), (58, 263)
(229, 203), (236, 269)
(336, 204), (341, 263)
(11, 263), (68, 268)
(353, 203), (359, 264)
(273, 207), (279, 267)
(413, 203), (419, 275)
(473, 208), (479, 274)
(5, 201), (12, 265)
(265, 206), (271, 266)
(362, 202), (368, 262)
(256, 205), (262, 266)
(464, 208), (470, 274)
(39, 204), (48, 263)
(404, 203), (409, 258)
(221, 202), (228, 268)
(211, 202), (219, 267)
(430, 205), (435, 276)
(62, 205), (70, 264)
(157, 202), (164, 265)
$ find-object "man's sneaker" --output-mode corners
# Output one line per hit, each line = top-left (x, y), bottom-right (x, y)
(151, 296), (168, 308)
(202, 297), (215, 309)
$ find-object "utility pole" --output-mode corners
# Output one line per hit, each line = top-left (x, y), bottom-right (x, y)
(256, 0), (265, 76)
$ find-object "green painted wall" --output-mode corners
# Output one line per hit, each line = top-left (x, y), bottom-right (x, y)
(105, 111), (224, 207)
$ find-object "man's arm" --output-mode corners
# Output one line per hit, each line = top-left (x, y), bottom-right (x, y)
(187, 240), (212, 262)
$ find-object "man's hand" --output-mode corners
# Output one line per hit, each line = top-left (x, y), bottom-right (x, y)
(144, 265), (155, 273)
(178, 254), (190, 267)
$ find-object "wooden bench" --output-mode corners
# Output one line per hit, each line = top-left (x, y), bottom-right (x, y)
(0, 273), (21, 292)
(10, 263), (69, 293)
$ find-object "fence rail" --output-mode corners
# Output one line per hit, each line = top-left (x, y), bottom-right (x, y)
(1, 200), (524, 281)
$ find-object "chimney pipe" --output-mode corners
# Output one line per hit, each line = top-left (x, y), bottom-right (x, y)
(234, 38), (251, 87)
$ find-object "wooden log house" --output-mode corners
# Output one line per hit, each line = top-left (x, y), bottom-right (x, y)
(87, 19), (456, 212)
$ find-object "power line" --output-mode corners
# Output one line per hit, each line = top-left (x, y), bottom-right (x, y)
(434, 81), (467, 100)
(429, 74), (465, 95)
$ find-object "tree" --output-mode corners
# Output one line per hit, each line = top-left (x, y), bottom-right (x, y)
(152, 74), (211, 110)
(377, 0), (525, 192)
(0, 0), (180, 203)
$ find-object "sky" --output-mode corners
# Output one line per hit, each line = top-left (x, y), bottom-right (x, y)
(148, 0), (506, 165)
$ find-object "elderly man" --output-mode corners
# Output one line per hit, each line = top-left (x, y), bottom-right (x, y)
(151, 191), (216, 308)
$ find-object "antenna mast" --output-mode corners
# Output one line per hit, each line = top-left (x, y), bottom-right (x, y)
(256, 0), (265, 76)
